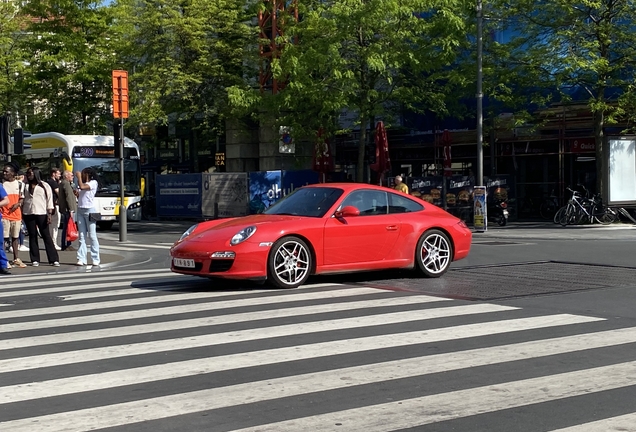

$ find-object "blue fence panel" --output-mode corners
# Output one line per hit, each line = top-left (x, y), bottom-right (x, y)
(156, 174), (203, 218)
(248, 170), (283, 214)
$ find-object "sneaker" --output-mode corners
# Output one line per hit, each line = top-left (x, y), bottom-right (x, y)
(0, 267), (10, 275)
(52, 261), (60, 267)
(54, 245), (62, 251)
(76, 261), (86, 266)
(8, 246), (13, 254)
(19, 245), (29, 252)
(93, 262), (100, 267)
(32, 261), (39, 267)
(6, 262), (11, 269)
(12, 258), (26, 268)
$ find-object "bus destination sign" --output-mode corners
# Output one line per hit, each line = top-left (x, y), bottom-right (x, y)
(73, 146), (139, 159)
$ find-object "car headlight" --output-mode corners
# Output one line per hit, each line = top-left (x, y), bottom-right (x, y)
(179, 224), (199, 241)
(230, 226), (257, 245)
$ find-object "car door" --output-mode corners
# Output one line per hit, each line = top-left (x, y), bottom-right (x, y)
(323, 190), (401, 265)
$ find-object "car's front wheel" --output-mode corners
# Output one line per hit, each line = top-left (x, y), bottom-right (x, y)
(415, 229), (452, 277)
(268, 236), (312, 288)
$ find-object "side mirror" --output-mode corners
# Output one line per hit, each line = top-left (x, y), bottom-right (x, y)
(335, 205), (360, 218)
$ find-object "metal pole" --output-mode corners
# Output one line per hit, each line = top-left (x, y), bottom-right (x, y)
(119, 117), (127, 242)
(476, 0), (484, 187)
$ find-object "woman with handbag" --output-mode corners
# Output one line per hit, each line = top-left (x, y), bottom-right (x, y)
(75, 167), (101, 266)
(22, 167), (60, 267)
(59, 170), (78, 251)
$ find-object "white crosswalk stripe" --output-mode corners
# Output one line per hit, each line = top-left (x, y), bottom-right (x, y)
(1, 268), (635, 431)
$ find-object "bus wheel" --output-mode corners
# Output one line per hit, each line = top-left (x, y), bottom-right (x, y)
(97, 221), (114, 230)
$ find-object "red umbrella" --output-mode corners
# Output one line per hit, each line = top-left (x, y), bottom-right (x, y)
(442, 129), (452, 177)
(370, 121), (391, 185)
(312, 127), (334, 183)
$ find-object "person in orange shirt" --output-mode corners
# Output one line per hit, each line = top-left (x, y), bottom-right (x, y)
(2, 163), (26, 268)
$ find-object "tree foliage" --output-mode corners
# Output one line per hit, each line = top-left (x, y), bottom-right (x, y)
(489, 0), (636, 193)
(117, 0), (257, 137)
(254, 0), (474, 181)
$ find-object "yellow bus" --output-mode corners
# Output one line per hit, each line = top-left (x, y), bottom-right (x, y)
(21, 132), (145, 229)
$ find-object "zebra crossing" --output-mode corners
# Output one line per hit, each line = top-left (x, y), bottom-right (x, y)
(1, 269), (636, 431)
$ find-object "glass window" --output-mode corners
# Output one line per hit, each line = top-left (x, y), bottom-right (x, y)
(340, 190), (388, 216)
(264, 187), (344, 217)
(388, 193), (424, 214)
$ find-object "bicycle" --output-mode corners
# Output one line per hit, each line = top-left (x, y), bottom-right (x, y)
(557, 187), (617, 226)
(540, 190), (559, 221)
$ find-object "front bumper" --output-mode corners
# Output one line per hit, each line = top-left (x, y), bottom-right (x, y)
(170, 239), (270, 280)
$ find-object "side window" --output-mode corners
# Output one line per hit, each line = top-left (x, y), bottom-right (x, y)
(340, 190), (388, 216)
(388, 192), (424, 214)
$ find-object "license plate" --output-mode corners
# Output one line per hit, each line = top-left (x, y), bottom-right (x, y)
(101, 215), (116, 221)
(174, 258), (195, 268)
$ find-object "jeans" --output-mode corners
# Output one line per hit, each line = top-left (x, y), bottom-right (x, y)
(23, 214), (59, 264)
(76, 208), (100, 265)
(0, 218), (8, 269)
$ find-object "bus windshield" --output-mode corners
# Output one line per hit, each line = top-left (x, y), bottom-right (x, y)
(73, 158), (141, 196)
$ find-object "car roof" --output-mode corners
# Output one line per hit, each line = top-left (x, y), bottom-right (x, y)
(304, 182), (393, 193)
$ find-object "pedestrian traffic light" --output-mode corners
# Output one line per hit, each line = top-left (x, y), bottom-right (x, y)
(113, 119), (122, 158)
(13, 128), (30, 155)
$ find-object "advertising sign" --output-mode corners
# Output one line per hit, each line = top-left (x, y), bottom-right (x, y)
(155, 174), (202, 218)
(202, 173), (249, 218)
(282, 170), (320, 195)
(249, 170), (283, 214)
(473, 186), (487, 232)
(605, 136), (636, 205)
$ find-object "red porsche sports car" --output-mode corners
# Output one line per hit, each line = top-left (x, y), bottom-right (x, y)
(171, 183), (472, 288)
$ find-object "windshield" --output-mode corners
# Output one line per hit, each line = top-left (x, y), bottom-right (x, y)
(73, 158), (141, 195)
(264, 187), (344, 217)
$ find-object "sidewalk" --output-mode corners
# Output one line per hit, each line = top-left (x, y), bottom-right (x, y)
(472, 220), (636, 240)
(4, 248), (124, 276)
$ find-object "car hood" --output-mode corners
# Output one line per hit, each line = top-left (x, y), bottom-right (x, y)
(187, 214), (311, 243)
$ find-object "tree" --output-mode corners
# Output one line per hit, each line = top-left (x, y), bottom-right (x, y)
(18, 0), (119, 134)
(263, 0), (473, 182)
(490, 0), (636, 195)
(117, 0), (256, 138)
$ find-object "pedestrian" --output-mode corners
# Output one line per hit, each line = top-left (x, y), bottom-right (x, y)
(75, 167), (101, 266)
(22, 167), (60, 267)
(394, 175), (409, 194)
(0, 183), (11, 275)
(58, 170), (78, 251)
(46, 167), (62, 250)
(1, 163), (26, 268)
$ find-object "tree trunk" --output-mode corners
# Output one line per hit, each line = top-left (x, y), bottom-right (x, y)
(357, 112), (368, 182)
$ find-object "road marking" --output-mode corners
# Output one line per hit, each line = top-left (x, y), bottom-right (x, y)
(3, 323), (629, 432)
(0, 313), (601, 373)
(548, 413), (636, 431)
(0, 268), (174, 289)
(3, 323), (634, 406)
(1, 302), (508, 349)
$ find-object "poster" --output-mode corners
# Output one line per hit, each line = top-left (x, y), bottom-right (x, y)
(248, 170), (283, 214)
(202, 173), (249, 218)
(155, 174), (202, 218)
(473, 186), (487, 232)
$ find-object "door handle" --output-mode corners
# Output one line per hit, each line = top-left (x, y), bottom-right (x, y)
(386, 225), (398, 231)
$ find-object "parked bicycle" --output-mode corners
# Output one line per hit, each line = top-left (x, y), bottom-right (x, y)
(556, 186), (617, 226)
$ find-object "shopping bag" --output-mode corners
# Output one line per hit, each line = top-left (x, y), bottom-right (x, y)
(67, 215), (79, 242)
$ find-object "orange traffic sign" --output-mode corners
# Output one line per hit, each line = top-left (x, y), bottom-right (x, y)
(112, 70), (129, 119)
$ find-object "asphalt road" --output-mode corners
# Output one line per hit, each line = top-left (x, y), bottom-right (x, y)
(2, 220), (636, 431)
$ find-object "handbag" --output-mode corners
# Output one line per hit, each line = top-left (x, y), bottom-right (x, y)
(89, 212), (103, 222)
(66, 215), (79, 242)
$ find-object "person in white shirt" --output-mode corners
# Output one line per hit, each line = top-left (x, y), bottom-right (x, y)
(22, 167), (59, 267)
(75, 167), (101, 266)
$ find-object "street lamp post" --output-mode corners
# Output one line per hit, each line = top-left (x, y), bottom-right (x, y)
(476, 0), (484, 187)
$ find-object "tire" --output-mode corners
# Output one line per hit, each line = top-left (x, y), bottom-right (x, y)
(97, 221), (114, 230)
(267, 236), (312, 289)
(498, 215), (507, 226)
(415, 229), (452, 278)
(594, 208), (617, 225)
(553, 206), (567, 224)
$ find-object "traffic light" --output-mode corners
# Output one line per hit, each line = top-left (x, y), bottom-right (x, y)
(13, 128), (30, 154)
(0, 114), (9, 154)
(113, 119), (122, 158)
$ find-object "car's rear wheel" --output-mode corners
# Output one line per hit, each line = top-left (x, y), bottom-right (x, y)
(268, 236), (312, 289)
(415, 229), (452, 278)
